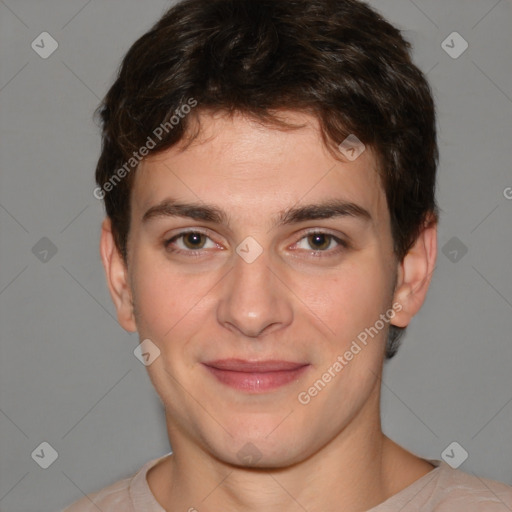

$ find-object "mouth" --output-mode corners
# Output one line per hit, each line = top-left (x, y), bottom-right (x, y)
(202, 359), (311, 392)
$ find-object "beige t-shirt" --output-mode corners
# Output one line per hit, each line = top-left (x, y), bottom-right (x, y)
(62, 455), (512, 511)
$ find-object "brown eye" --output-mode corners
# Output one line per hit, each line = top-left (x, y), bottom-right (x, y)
(164, 230), (219, 255)
(182, 232), (207, 249)
(292, 231), (348, 256)
(307, 233), (332, 251)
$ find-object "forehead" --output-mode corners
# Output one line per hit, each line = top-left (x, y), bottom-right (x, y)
(131, 110), (388, 228)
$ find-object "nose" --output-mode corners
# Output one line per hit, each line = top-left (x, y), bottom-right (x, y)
(216, 249), (294, 339)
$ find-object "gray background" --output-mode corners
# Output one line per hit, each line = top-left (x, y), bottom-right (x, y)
(0, 0), (511, 510)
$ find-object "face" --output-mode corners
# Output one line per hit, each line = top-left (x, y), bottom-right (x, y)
(106, 110), (416, 467)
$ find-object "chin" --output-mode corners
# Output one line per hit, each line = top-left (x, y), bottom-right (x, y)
(217, 442), (308, 470)
(203, 422), (313, 469)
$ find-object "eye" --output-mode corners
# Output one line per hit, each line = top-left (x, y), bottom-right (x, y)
(164, 231), (219, 254)
(163, 229), (347, 258)
(293, 231), (347, 255)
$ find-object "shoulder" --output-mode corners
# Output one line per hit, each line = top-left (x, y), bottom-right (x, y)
(426, 462), (512, 511)
(61, 454), (170, 512)
(374, 460), (512, 511)
(61, 476), (133, 512)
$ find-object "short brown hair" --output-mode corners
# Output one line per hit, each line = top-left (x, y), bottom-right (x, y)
(95, 0), (438, 358)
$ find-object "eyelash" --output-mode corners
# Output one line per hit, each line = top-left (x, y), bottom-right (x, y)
(163, 229), (349, 258)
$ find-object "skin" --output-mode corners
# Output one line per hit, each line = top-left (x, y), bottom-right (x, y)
(101, 110), (437, 511)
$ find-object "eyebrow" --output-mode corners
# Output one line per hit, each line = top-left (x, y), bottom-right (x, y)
(141, 197), (372, 227)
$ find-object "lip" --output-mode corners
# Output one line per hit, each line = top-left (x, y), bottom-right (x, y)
(202, 359), (310, 392)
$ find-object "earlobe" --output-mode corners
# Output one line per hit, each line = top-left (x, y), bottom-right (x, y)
(99, 218), (137, 332)
(391, 217), (437, 328)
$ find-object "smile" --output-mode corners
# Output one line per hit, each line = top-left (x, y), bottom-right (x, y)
(202, 359), (311, 392)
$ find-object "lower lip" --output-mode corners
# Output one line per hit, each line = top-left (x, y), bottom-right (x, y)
(203, 365), (310, 392)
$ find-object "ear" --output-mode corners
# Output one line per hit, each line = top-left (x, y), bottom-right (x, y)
(391, 216), (437, 328)
(99, 218), (137, 332)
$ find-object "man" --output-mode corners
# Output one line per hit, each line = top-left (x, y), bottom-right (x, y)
(65, 0), (512, 510)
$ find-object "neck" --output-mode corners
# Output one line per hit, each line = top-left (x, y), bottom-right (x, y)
(148, 386), (433, 511)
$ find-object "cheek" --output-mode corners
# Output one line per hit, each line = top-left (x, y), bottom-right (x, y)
(129, 252), (219, 346)
(130, 256), (186, 338)
(309, 258), (392, 345)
